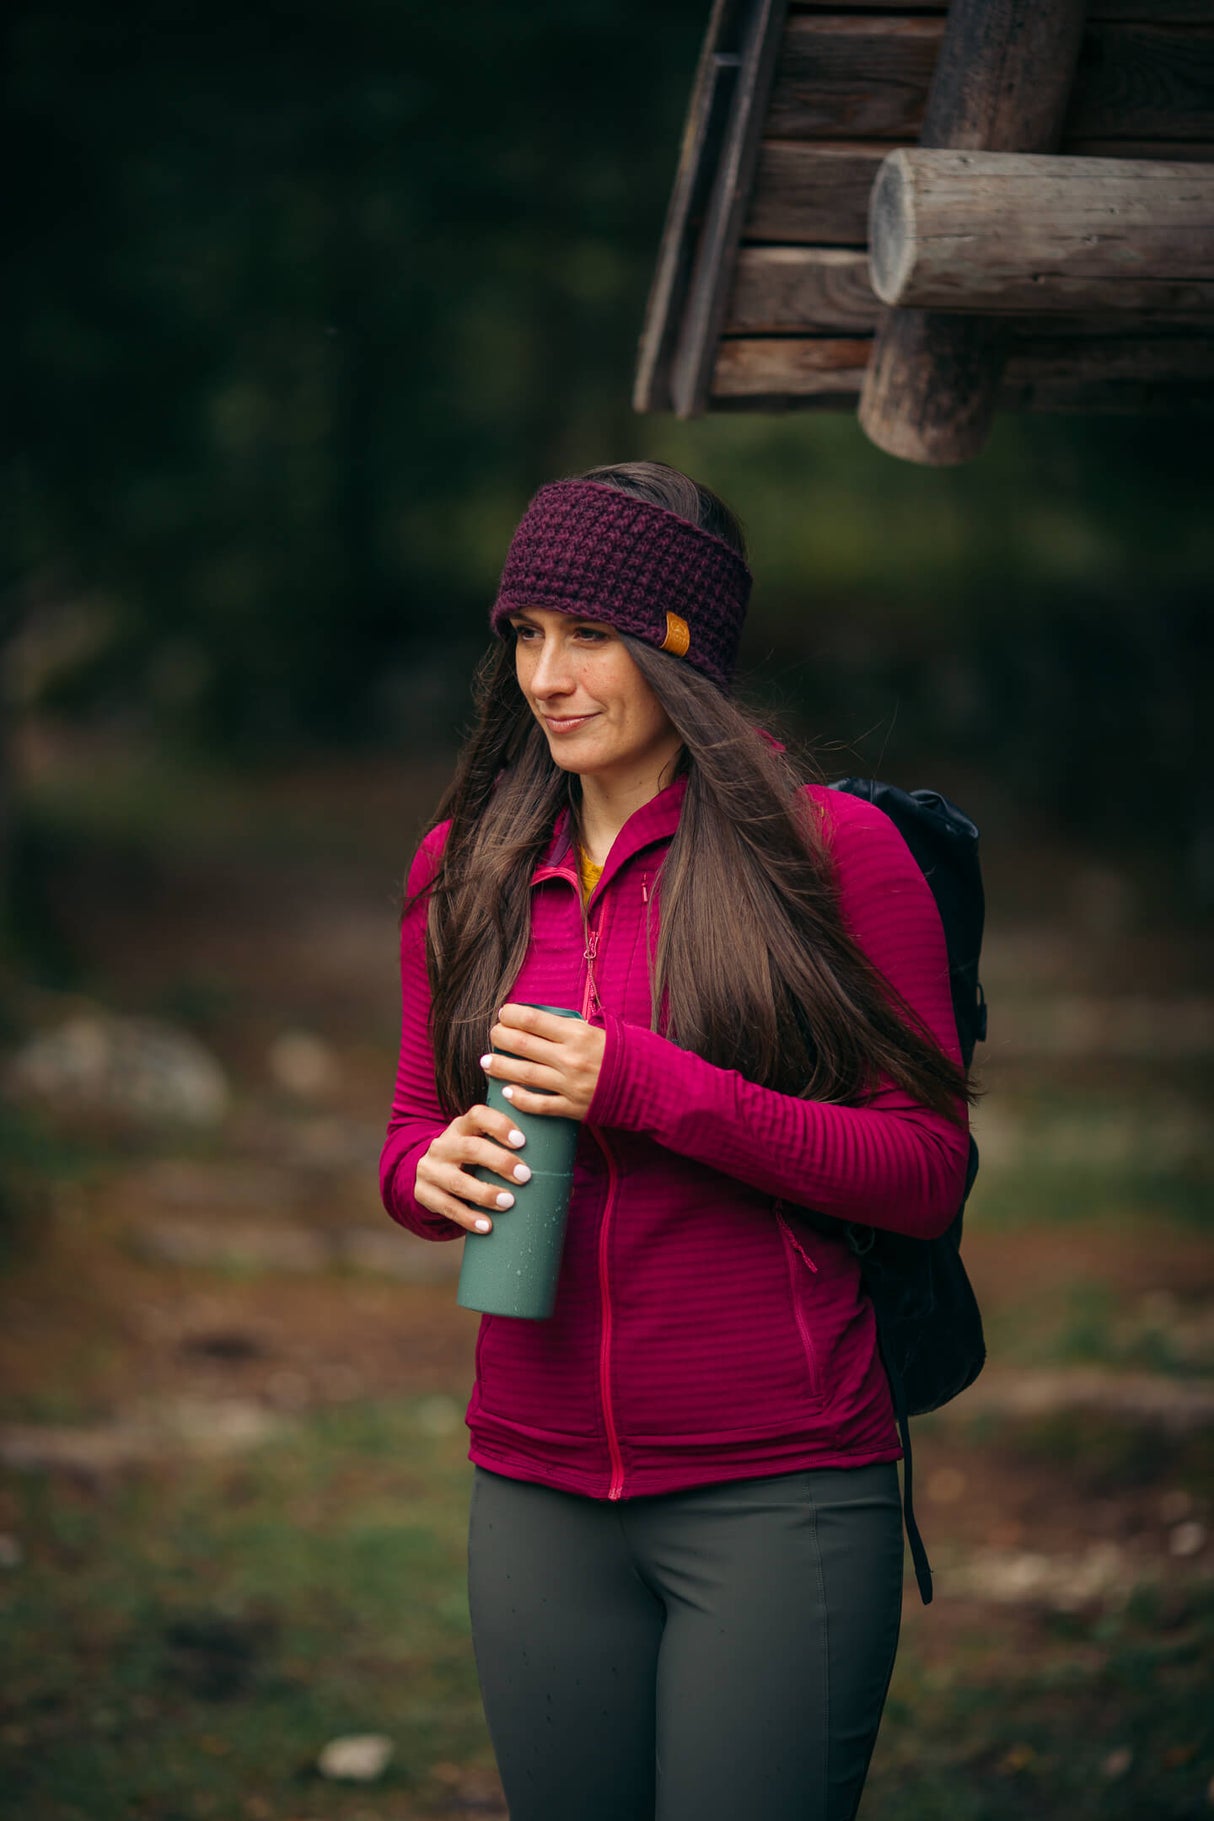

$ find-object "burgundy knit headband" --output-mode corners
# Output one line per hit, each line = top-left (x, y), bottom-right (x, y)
(490, 480), (752, 692)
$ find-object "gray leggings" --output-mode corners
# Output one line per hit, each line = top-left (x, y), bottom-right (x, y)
(467, 1462), (904, 1821)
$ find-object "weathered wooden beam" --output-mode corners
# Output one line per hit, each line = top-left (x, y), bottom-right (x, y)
(767, 19), (1214, 145)
(715, 338), (873, 396)
(746, 140), (883, 244)
(634, 0), (743, 413)
(858, 0), (1088, 465)
(768, 18), (941, 141)
(726, 248), (879, 331)
(744, 137), (1214, 247)
(870, 150), (1214, 315)
(713, 334), (1214, 410)
(1000, 333), (1214, 408)
(723, 244), (1214, 333)
(1067, 24), (1214, 141)
(787, 1), (1210, 17)
(667, 0), (791, 418)
(1066, 139), (1214, 159)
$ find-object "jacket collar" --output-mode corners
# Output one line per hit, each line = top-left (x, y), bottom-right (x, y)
(532, 774), (687, 893)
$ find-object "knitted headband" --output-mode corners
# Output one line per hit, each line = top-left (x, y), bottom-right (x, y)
(490, 479), (752, 692)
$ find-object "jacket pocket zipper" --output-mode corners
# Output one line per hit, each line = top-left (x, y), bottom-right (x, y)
(776, 1207), (820, 1396)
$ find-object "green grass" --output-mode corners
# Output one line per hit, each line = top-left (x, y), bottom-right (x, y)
(866, 1586), (1214, 1821)
(971, 1158), (1212, 1233)
(982, 1278), (1214, 1380)
(5, 1393), (1212, 1821)
(0, 1398), (492, 1820)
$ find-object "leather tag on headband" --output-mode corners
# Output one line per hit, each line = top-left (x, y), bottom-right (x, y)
(661, 612), (690, 658)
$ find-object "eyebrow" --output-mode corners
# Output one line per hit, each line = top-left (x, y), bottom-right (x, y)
(508, 610), (613, 632)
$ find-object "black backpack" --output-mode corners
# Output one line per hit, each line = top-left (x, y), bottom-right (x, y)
(825, 778), (988, 1604)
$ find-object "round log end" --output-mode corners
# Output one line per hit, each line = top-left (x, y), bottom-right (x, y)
(868, 149), (915, 308)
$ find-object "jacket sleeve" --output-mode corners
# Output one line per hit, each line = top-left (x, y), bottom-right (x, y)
(378, 822), (464, 1242)
(586, 791), (970, 1239)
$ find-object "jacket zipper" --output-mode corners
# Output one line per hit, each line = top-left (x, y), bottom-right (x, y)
(581, 892), (611, 1021)
(579, 884), (623, 1498)
(590, 1126), (625, 1499)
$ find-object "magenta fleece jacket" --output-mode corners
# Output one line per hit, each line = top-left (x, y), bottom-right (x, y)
(379, 777), (970, 1501)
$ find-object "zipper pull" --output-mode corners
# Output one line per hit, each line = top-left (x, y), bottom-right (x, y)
(641, 875), (649, 904)
(776, 1207), (818, 1272)
(583, 927), (602, 1017)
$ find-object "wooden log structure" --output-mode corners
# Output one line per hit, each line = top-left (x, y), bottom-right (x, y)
(857, 0), (1089, 465)
(635, 0), (1214, 451)
(869, 150), (1214, 316)
(633, 0), (789, 418)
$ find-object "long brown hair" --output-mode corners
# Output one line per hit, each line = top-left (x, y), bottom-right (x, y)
(412, 461), (972, 1122)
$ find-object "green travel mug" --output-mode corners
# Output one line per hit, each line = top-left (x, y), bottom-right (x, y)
(456, 1005), (583, 1321)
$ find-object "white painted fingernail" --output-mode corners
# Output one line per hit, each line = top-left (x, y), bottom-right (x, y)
(474, 1218), (491, 1233)
(513, 1163), (531, 1183)
(508, 1129), (525, 1146)
(479, 1053), (493, 1069)
(495, 1192), (514, 1209)
(502, 1085), (515, 1100)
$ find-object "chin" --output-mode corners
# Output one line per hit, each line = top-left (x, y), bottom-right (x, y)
(544, 737), (606, 772)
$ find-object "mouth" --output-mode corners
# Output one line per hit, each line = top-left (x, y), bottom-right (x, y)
(541, 712), (598, 734)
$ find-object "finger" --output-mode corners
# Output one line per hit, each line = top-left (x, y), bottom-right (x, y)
(499, 1083), (582, 1121)
(461, 1135), (533, 1186)
(462, 1105), (528, 1150)
(499, 1002), (582, 1034)
(496, 1002), (544, 1034)
(415, 1183), (497, 1235)
(487, 1023), (553, 1064)
(481, 1052), (564, 1095)
(418, 1149), (517, 1211)
(497, 1004), (588, 1050)
(437, 1160), (521, 1215)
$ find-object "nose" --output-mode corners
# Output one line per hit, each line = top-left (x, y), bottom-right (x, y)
(529, 634), (575, 698)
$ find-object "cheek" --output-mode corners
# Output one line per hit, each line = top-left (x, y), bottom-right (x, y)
(634, 691), (675, 744)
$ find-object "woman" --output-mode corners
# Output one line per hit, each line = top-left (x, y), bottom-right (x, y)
(379, 461), (972, 1821)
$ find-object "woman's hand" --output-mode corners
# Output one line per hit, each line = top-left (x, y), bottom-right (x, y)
(415, 1107), (533, 1235)
(482, 1004), (606, 1122)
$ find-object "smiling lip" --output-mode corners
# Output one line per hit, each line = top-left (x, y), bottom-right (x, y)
(542, 712), (598, 734)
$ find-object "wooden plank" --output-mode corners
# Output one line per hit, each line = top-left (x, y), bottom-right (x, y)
(745, 140), (883, 242)
(768, 17), (942, 141)
(869, 150), (1214, 314)
(1063, 138), (1214, 158)
(767, 20), (1214, 145)
(788, 2), (1214, 17)
(1000, 339), (1214, 410)
(634, 0), (744, 413)
(1068, 24), (1214, 141)
(713, 337), (872, 395)
(712, 333), (1214, 402)
(669, 0), (791, 418)
(725, 247), (880, 330)
(710, 378), (1214, 412)
(1081, 0), (1214, 17)
(723, 243), (1214, 332)
(746, 132), (1214, 244)
(743, 138), (1214, 248)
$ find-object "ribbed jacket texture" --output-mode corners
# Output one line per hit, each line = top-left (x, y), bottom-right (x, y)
(379, 778), (970, 1501)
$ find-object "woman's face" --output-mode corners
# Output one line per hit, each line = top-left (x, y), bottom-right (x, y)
(510, 607), (682, 789)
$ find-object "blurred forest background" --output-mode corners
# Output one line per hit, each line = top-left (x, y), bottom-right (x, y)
(2, 4), (1212, 1819)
